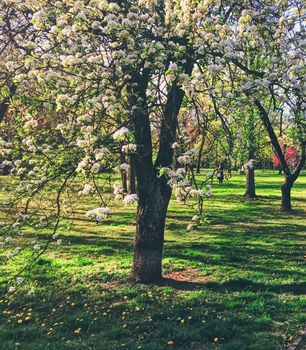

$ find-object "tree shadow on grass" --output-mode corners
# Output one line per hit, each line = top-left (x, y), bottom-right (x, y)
(159, 277), (306, 295)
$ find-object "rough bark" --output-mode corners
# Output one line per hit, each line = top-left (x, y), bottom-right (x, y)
(281, 176), (293, 212)
(129, 61), (193, 283)
(244, 148), (256, 198)
(132, 175), (170, 282)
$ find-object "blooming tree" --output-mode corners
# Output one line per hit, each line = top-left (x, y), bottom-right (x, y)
(0, 0), (304, 292)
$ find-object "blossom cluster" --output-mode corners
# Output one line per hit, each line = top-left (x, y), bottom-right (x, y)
(86, 207), (112, 222)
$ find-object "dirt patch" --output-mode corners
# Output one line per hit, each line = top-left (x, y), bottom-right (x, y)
(164, 267), (208, 282)
(162, 268), (209, 290)
(288, 325), (306, 350)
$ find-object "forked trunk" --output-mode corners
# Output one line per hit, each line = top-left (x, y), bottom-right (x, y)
(245, 149), (256, 198)
(131, 176), (171, 283)
(281, 176), (293, 212)
(129, 61), (193, 283)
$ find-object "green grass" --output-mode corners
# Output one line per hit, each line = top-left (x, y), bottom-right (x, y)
(0, 170), (305, 350)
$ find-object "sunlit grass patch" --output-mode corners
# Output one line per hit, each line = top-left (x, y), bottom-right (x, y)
(0, 170), (305, 350)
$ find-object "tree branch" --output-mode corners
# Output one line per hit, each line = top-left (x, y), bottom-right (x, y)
(254, 98), (291, 175)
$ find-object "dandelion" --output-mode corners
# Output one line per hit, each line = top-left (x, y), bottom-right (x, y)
(74, 327), (81, 334)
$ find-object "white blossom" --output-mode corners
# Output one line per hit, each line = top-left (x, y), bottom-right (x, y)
(122, 143), (137, 154)
(177, 155), (192, 165)
(171, 142), (180, 149)
(78, 184), (92, 196)
(16, 277), (23, 284)
(120, 163), (130, 172)
(123, 194), (138, 205)
(113, 127), (130, 140)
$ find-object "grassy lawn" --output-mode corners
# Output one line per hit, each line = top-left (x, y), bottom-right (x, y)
(0, 170), (305, 350)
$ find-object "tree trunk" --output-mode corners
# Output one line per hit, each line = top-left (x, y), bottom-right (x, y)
(196, 131), (205, 173)
(128, 153), (136, 194)
(129, 61), (193, 283)
(131, 175), (170, 283)
(120, 152), (127, 192)
(254, 99), (305, 211)
(281, 176), (293, 212)
(244, 149), (256, 198)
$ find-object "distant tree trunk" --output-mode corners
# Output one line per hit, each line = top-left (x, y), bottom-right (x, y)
(196, 131), (205, 173)
(128, 153), (136, 194)
(254, 99), (305, 211)
(244, 148), (256, 198)
(120, 152), (127, 192)
(281, 176), (293, 212)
